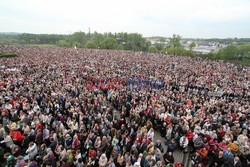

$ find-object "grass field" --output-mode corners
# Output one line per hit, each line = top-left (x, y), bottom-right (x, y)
(27, 44), (57, 47)
(0, 52), (17, 58)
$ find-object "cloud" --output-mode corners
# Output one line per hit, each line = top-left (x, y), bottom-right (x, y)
(0, 0), (249, 38)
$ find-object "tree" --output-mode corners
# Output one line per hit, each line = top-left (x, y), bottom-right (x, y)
(69, 32), (88, 45)
(148, 47), (159, 53)
(100, 37), (118, 49)
(73, 42), (82, 48)
(56, 40), (71, 47)
(92, 33), (105, 48)
(218, 45), (239, 60)
(85, 41), (97, 49)
(189, 42), (196, 50)
(169, 34), (181, 48)
(159, 37), (166, 43)
(117, 44), (124, 50)
(238, 44), (250, 60)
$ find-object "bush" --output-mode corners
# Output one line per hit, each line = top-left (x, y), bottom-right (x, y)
(85, 41), (97, 49)
(100, 37), (118, 49)
(73, 42), (82, 48)
(162, 46), (194, 57)
(56, 40), (71, 47)
(148, 47), (159, 53)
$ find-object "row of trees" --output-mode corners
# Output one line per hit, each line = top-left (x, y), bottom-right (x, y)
(18, 33), (67, 44)
(200, 44), (250, 63)
(11, 32), (150, 51)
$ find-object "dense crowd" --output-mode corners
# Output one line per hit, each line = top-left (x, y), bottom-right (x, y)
(0, 45), (249, 167)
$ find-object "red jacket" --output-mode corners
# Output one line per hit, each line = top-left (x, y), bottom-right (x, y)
(10, 130), (24, 142)
(186, 130), (194, 141)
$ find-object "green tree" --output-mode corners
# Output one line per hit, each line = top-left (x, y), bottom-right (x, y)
(56, 40), (71, 47)
(155, 37), (166, 50)
(148, 47), (159, 53)
(73, 42), (82, 48)
(100, 37), (118, 49)
(218, 45), (239, 60)
(238, 44), (250, 60)
(92, 33), (105, 48)
(85, 41), (97, 49)
(169, 34), (181, 48)
(117, 44), (124, 50)
(189, 41), (196, 50)
(69, 32), (88, 45)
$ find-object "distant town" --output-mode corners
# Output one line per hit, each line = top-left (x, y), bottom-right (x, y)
(146, 36), (249, 54)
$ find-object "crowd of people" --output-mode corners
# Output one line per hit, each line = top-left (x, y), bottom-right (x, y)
(0, 45), (249, 167)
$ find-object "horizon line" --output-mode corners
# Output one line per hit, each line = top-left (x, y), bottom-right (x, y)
(1, 31), (250, 40)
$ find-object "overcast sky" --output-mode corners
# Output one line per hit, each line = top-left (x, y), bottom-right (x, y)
(0, 0), (250, 38)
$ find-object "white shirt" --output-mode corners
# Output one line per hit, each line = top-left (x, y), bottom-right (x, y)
(180, 136), (189, 148)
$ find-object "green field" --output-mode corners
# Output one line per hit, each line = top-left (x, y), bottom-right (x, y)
(27, 44), (56, 47)
(0, 52), (17, 58)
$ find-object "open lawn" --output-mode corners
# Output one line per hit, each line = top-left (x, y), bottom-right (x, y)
(0, 52), (17, 58)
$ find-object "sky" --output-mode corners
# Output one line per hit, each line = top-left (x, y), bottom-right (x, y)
(0, 0), (250, 38)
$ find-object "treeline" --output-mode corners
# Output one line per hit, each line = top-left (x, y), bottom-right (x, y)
(18, 33), (67, 44)
(0, 32), (150, 51)
(61, 32), (150, 51)
(199, 44), (250, 65)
